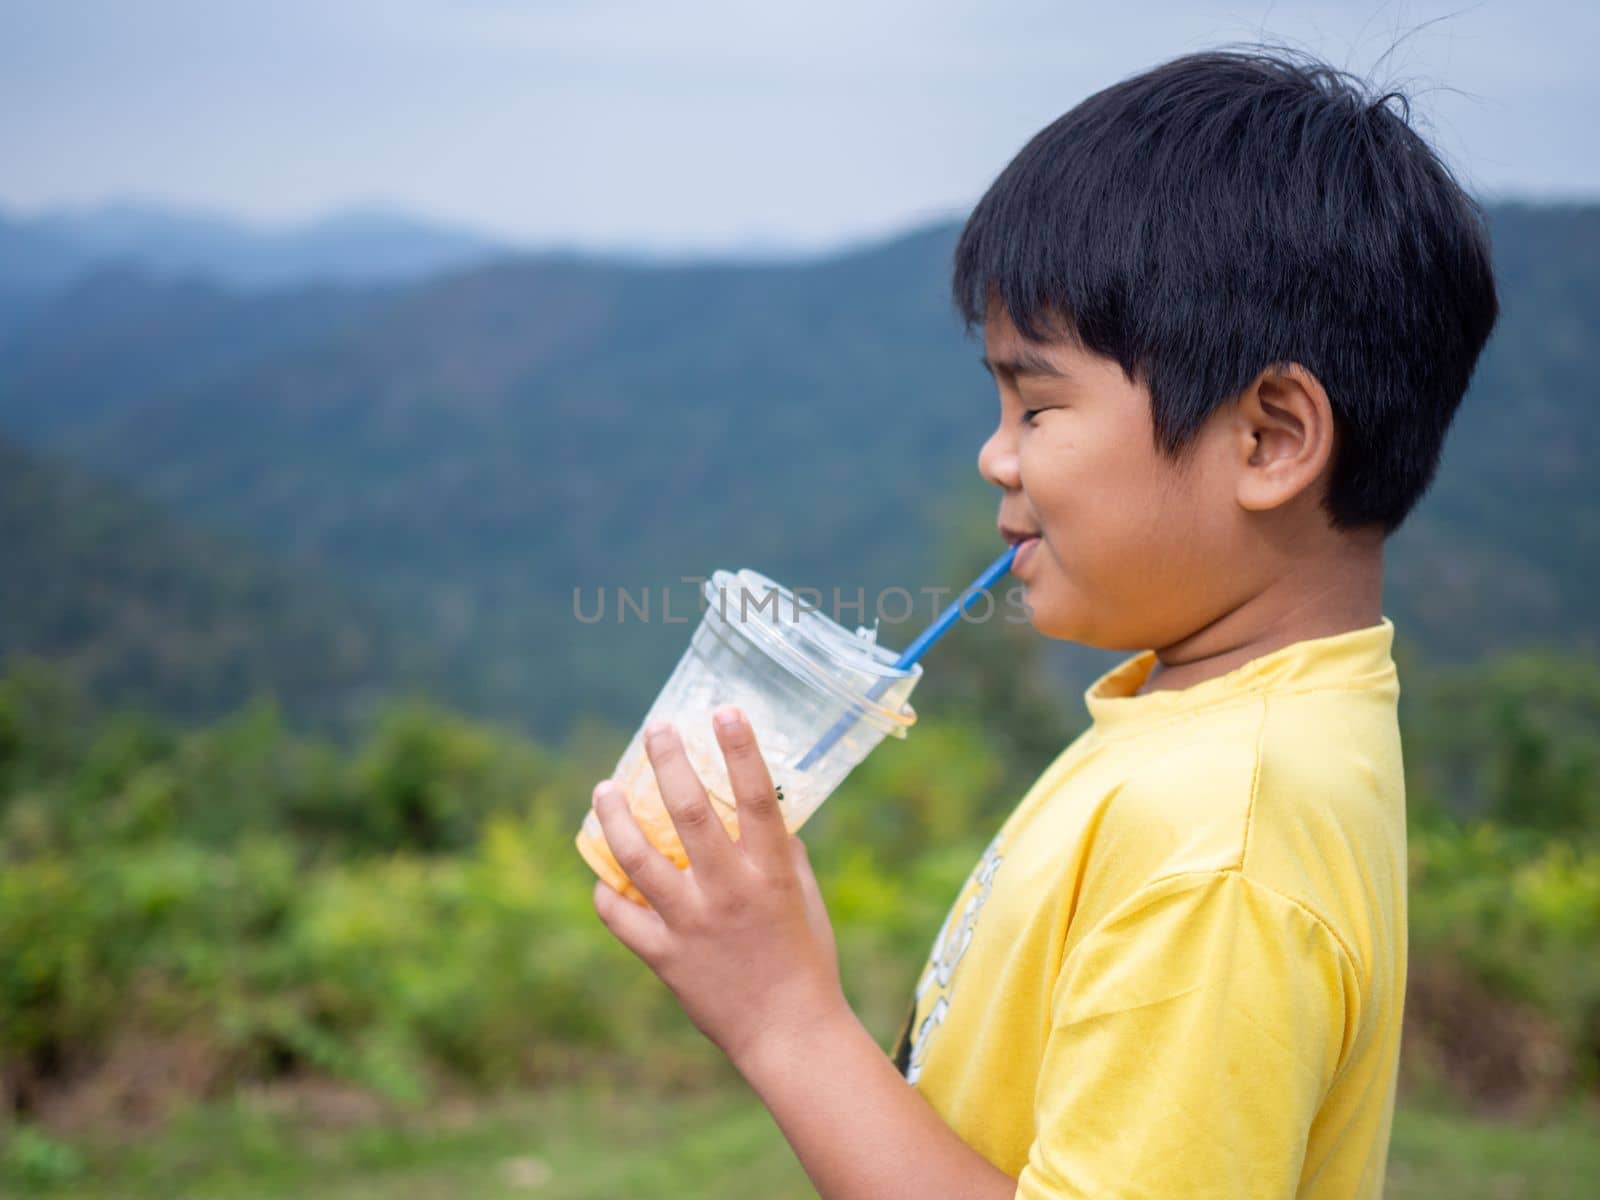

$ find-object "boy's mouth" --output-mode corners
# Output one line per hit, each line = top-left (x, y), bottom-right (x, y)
(999, 523), (1043, 574)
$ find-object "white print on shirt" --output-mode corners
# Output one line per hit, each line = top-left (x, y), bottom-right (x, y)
(904, 831), (1006, 1084)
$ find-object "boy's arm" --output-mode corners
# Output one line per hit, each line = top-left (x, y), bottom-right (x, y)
(1014, 868), (1356, 1199)
(587, 713), (1015, 1200)
(734, 1004), (1018, 1200)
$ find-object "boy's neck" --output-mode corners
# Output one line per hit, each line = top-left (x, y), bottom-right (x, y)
(1135, 535), (1385, 697)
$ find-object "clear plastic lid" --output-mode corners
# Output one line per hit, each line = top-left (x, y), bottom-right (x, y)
(702, 569), (920, 734)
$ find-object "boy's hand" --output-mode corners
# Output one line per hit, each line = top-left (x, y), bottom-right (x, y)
(589, 706), (849, 1072)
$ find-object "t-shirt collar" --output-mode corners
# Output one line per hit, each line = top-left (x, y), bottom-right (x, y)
(1083, 615), (1398, 733)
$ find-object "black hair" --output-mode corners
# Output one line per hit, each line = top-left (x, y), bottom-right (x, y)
(953, 44), (1500, 537)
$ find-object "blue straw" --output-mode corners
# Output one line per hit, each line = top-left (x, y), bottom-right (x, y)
(794, 543), (1018, 771)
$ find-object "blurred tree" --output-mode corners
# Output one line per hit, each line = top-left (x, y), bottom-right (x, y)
(1403, 649), (1600, 834)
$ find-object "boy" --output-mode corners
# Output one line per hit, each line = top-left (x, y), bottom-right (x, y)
(588, 45), (1499, 1199)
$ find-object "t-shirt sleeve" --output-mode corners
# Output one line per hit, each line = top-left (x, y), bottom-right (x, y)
(1014, 869), (1357, 1200)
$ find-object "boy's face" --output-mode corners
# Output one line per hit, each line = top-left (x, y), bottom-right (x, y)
(977, 302), (1250, 651)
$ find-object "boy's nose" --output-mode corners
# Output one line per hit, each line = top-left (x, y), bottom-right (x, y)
(978, 427), (1021, 491)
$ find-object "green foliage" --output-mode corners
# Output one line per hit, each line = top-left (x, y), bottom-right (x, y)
(0, 660), (87, 793)
(1, 649), (1598, 1131)
(0, 667), (705, 1114)
(809, 718), (1002, 866)
(0, 1125), (85, 1189)
(347, 701), (556, 854)
(0, 437), (431, 729)
(1408, 817), (1600, 1092)
(1402, 647), (1600, 833)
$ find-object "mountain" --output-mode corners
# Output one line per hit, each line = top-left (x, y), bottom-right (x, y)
(0, 203), (1594, 734)
(1377, 202), (1600, 662)
(30, 202), (509, 288)
(0, 218), (95, 350)
(1, 224), (993, 730)
(0, 202), (513, 361)
(0, 436), (431, 726)
(0, 215), (95, 295)
(0, 201), (512, 338)
(0, 266), (397, 438)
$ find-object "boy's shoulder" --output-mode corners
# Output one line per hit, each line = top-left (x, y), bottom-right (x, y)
(1089, 673), (1403, 817)
(1054, 681), (1405, 964)
(1069, 640), (1403, 821)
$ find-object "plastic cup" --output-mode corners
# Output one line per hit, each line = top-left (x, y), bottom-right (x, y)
(576, 568), (921, 904)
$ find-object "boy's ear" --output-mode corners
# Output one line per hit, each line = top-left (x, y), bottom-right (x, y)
(1231, 363), (1336, 516)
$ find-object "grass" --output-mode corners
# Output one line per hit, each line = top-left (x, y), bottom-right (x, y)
(1, 1075), (816, 1200)
(4, 1078), (1597, 1198)
(1386, 1093), (1600, 1200)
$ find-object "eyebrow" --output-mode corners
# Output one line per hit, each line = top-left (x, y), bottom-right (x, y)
(979, 347), (1071, 379)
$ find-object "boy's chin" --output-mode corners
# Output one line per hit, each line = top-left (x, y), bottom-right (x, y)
(1030, 612), (1080, 642)
(1020, 584), (1080, 642)
(1022, 580), (1120, 648)
(1027, 587), (1151, 653)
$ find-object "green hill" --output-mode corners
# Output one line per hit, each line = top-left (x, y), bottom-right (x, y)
(0, 266), (394, 438)
(0, 204), (1595, 733)
(1377, 203), (1600, 660)
(7, 228), (988, 730)
(0, 437), (430, 725)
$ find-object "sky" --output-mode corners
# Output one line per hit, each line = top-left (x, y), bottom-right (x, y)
(3, 0), (1596, 255)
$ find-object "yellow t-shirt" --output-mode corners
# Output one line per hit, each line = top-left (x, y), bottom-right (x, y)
(890, 617), (1407, 1198)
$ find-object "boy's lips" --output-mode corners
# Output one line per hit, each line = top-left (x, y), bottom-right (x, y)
(1012, 536), (1041, 574)
(999, 524), (1043, 575)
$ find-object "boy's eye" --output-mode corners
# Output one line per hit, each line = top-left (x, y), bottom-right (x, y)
(1020, 407), (1042, 426)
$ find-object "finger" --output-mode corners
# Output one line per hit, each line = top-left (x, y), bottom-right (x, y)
(591, 780), (688, 917)
(787, 838), (838, 953)
(593, 878), (671, 964)
(789, 836), (830, 931)
(713, 705), (793, 876)
(642, 720), (740, 886)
